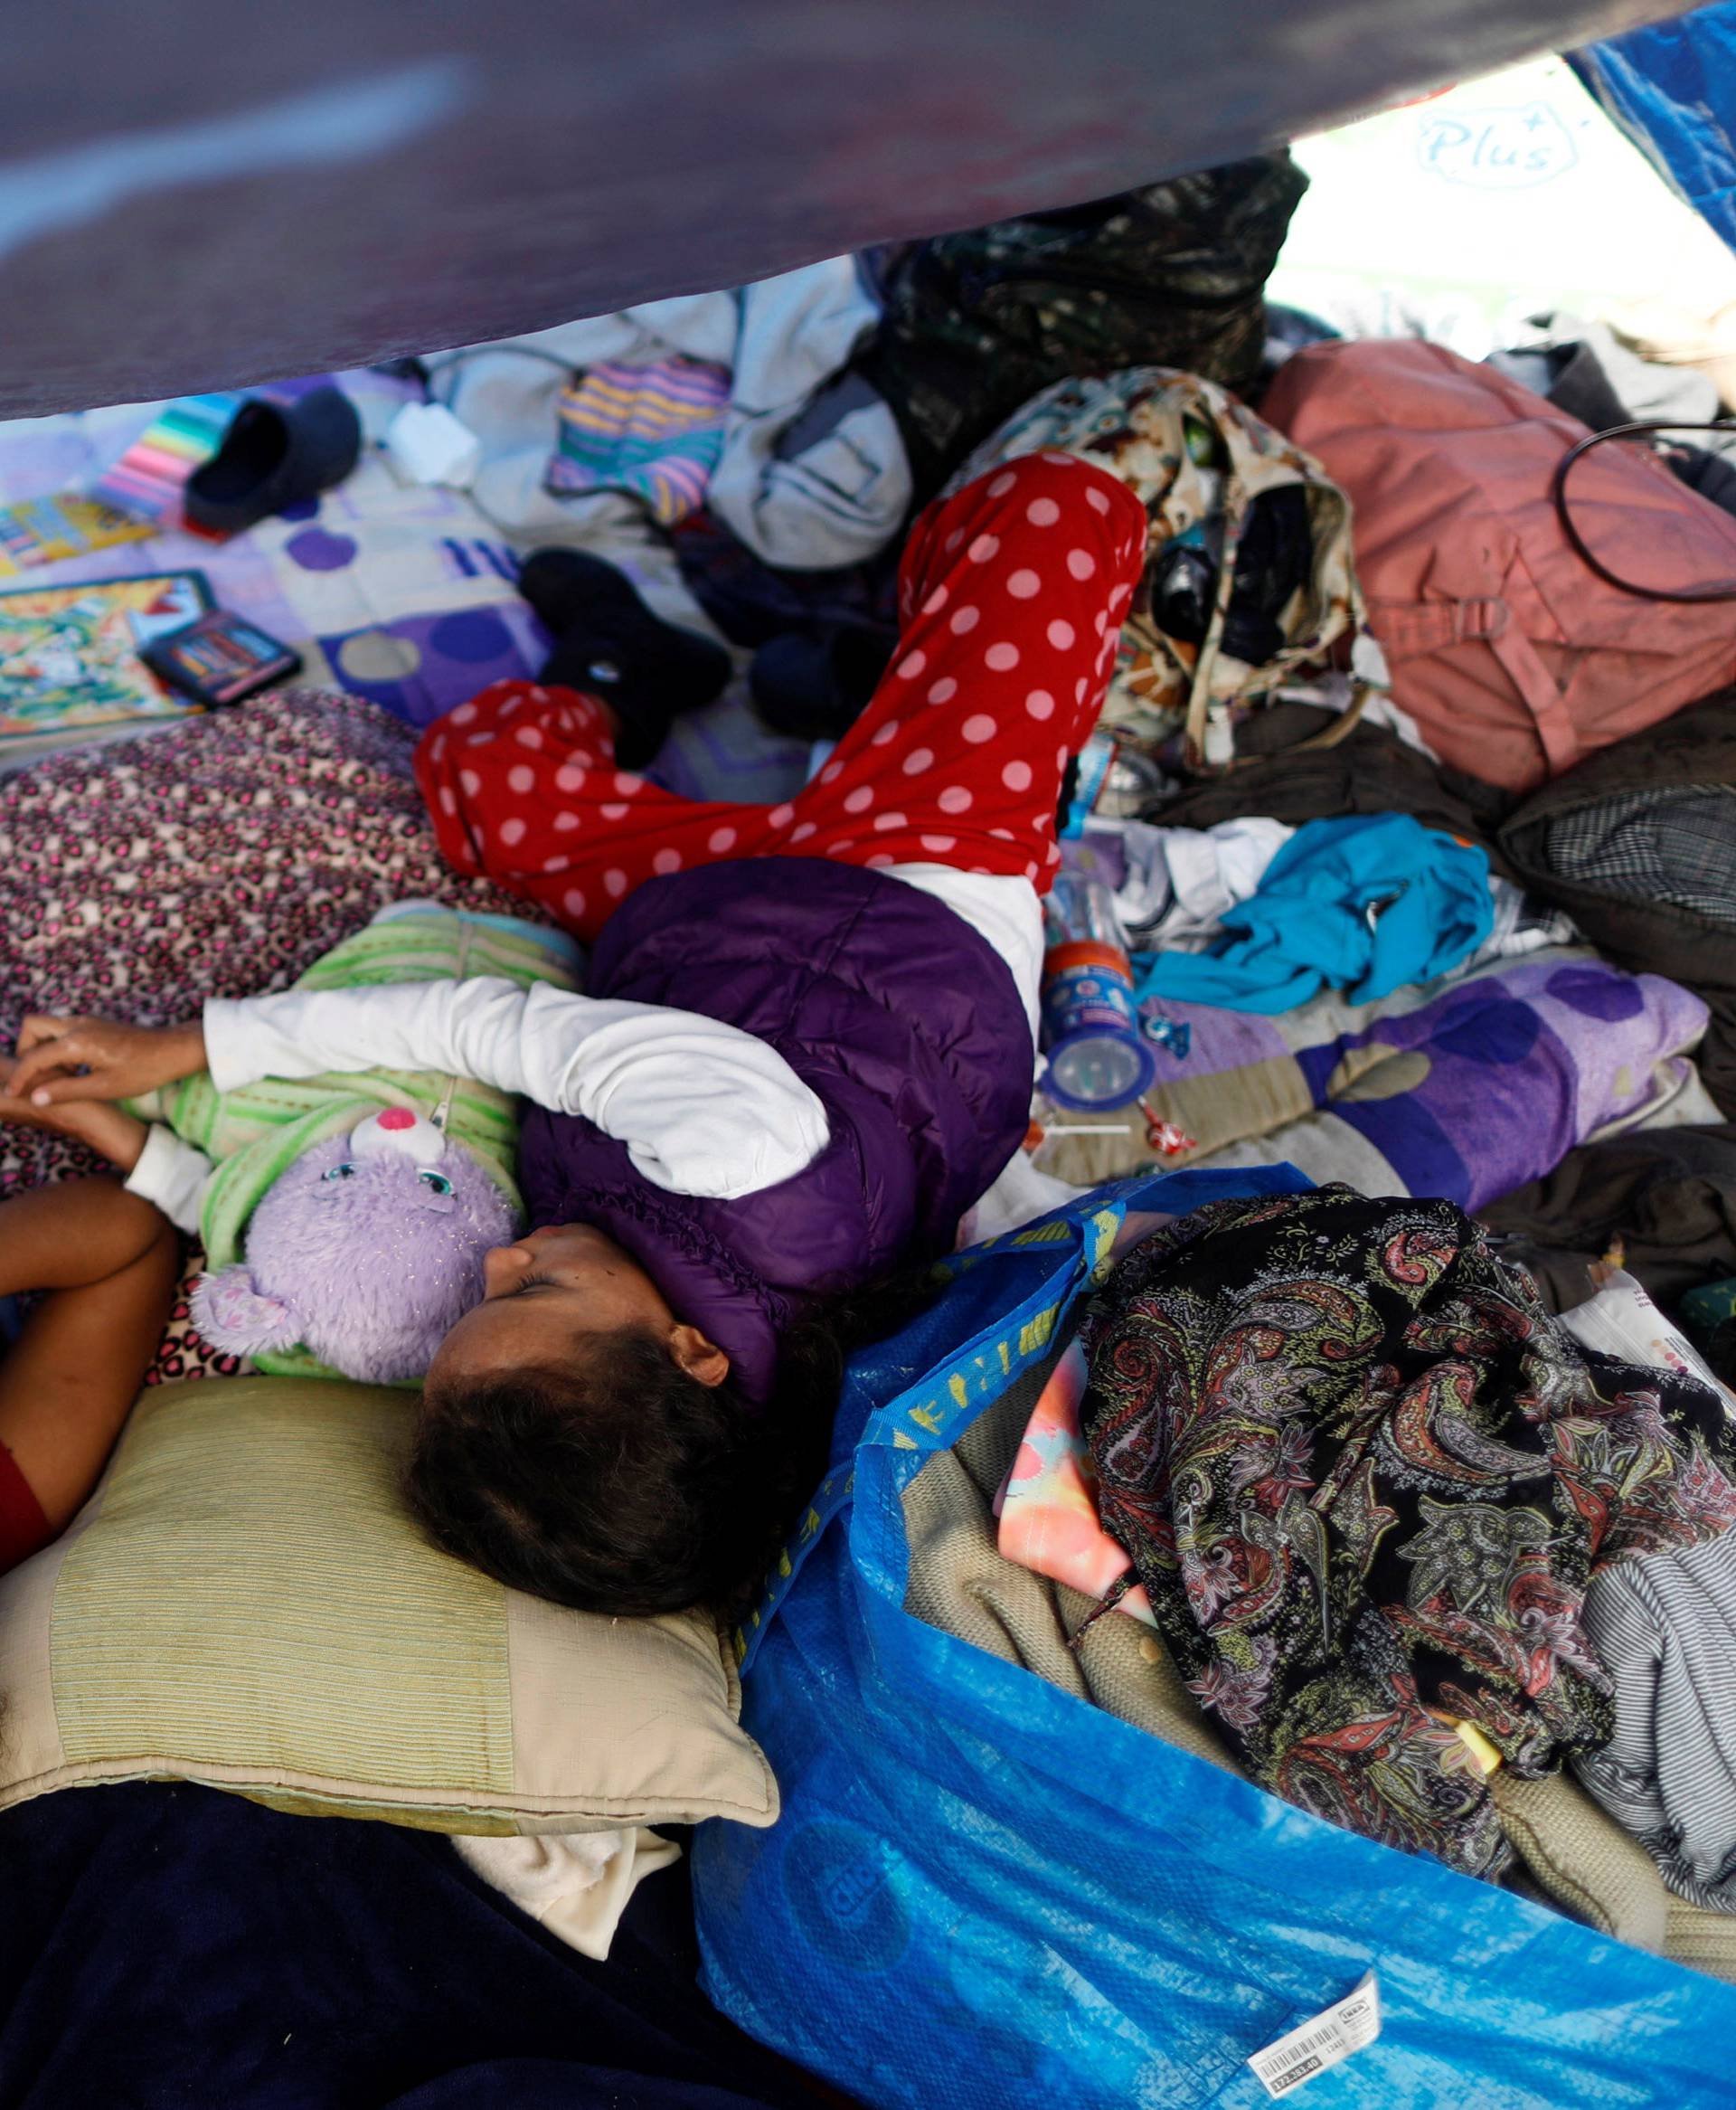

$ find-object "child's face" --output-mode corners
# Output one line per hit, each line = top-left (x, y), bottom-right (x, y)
(423, 1223), (725, 1390)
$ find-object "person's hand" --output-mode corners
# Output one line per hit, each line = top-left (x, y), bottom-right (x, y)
(0, 1065), (151, 1170)
(9, 1016), (206, 1109)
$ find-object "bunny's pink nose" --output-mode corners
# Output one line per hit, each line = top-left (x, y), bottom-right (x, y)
(378, 1107), (416, 1131)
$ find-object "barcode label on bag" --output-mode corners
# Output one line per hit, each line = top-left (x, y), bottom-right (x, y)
(1248, 1972), (1381, 2097)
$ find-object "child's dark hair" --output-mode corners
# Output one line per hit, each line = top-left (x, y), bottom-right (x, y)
(406, 1273), (937, 1618)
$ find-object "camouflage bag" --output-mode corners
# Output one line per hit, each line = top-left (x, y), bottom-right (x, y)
(949, 365), (1373, 770)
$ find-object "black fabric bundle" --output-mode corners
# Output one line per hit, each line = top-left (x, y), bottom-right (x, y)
(1079, 1186), (1736, 1879)
(0, 1780), (829, 2110)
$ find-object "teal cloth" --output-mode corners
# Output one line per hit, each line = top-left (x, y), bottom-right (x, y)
(1683, 1276), (1736, 1343)
(1134, 812), (1494, 1014)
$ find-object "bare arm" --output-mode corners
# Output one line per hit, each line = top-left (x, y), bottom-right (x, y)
(0, 1178), (180, 1531)
(6, 1016), (206, 1109)
(0, 1061), (212, 1237)
(0, 1067), (151, 1172)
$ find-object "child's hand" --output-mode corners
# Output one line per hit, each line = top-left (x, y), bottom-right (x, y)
(9, 1016), (206, 1109)
(0, 1064), (150, 1169)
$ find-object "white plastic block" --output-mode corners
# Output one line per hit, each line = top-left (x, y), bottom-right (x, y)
(382, 401), (484, 488)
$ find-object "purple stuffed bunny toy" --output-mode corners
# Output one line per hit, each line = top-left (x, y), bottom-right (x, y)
(191, 1104), (517, 1384)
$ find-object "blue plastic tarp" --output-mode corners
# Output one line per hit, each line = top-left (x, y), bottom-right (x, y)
(1573, 2), (1736, 252)
(693, 1169), (1731, 2109)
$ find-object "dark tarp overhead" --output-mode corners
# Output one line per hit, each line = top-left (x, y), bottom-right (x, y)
(0, 0), (1698, 418)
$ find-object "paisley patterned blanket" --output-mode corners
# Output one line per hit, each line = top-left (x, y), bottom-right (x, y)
(1079, 1184), (1736, 1878)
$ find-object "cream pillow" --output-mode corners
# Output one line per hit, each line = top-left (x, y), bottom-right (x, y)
(0, 1377), (778, 1836)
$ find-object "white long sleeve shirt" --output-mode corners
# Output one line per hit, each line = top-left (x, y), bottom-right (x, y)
(127, 1121), (221, 1235)
(125, 867), (1043, 1230)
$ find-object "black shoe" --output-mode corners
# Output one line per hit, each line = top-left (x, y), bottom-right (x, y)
(521, 549), (731, 770)
(749, 624), (895, 743)
(184, 385), (363, 534)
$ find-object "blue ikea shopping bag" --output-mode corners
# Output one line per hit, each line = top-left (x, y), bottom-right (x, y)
(693, 1168), (1731, 2109)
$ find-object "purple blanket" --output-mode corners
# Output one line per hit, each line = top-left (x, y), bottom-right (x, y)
(1039, 949), (1712, 1211)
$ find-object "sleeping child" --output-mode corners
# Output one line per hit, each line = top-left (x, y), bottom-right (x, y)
(5, 450), (1151, 1616)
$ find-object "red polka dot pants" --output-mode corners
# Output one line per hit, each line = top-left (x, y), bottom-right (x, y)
(415, 452), (1146, 941)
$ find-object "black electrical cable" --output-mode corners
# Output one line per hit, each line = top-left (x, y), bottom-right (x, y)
(1550, 417), (1736, 602)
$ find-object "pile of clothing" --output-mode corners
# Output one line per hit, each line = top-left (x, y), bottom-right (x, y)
(793, 171), (1736, 1973)
(920, 313), (1736, 1390)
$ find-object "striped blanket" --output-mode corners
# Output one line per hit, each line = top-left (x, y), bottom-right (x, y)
(546, 355), (731, 525)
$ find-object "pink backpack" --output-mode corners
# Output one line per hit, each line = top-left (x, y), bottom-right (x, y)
(1260, 339), (1736, 792)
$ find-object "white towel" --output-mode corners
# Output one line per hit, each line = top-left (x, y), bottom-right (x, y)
(453, 1826), (682, 1960)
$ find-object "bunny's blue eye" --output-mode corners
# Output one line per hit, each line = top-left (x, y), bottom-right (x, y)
(417, 1169), (454, 1197)
(322, 1162), (358, 1182)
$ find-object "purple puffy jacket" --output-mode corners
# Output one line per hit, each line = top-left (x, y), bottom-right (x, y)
(518, 857), (1033, 1403)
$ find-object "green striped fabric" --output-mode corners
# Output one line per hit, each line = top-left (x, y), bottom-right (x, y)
(51, 1379), (517, 1807)
(128, 906), (580, 1380)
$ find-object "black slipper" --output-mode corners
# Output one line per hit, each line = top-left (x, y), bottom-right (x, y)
(749, 624), (895, 743)
(184, 385), (363, 534)
(520, 549), (731, 770)
(517, 548), (646, 636)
